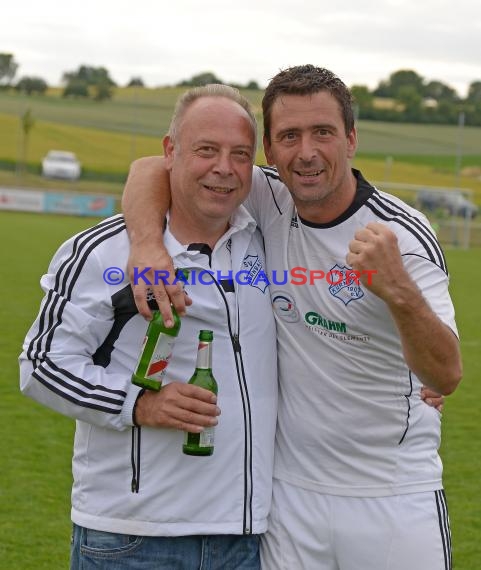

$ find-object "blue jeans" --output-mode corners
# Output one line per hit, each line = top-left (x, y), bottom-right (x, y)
(70, 524), (261, 570)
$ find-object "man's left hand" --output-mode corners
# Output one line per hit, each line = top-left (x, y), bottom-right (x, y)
(421, 387), (444, 412)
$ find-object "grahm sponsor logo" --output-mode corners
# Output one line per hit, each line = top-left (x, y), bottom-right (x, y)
(304, 311), (370, 343)
(305, 311), (347, 333)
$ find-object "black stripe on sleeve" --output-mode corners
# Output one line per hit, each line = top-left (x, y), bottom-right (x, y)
(44, 357), (127, 397)
(27, 216), (126, 363)
(259, 166), (283, 216)
(32, 372), (122, 415)
(368, 192), (447, 273)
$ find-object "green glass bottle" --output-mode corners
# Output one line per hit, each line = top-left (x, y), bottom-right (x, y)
(131, 309), (181, 391)
(131, 269), (188, 391)
(183, 330), (218, 456)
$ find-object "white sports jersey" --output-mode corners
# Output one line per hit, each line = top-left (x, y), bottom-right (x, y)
(245, 166), (458, 497)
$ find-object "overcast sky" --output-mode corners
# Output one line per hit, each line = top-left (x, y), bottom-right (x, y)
(3, 0), (480, 96)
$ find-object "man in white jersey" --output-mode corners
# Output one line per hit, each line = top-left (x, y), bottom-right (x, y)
(121, 66), (462, 570)
(20, 85), (278, 570)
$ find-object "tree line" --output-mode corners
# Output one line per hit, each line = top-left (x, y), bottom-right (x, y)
(351, 69), (481, 126)
(1, 53), (481, 125)
(0, 54), (260, 101)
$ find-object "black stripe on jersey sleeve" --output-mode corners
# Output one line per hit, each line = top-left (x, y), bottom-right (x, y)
(372, 191), (447, 270)
(28, 216), (126, 363)
(46, 222), (127, 360)
(28, 289), (55, 361)
(32, 372), (123, 415)
(44, 357), (127, 397)
(28, 294), (68, 363)
(368, 192), (447, 273)
(32, 358), (126, 414)
(259, 166), (283, 215)
(259, 165), (280, 180)
(27, 216), (124, 360)
(55, 215), (126, 298)
(33, 367), (125, 408)
(65, 220), (127, 300)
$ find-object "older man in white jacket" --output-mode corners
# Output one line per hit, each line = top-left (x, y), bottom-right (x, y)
(19, 85), (277, 570)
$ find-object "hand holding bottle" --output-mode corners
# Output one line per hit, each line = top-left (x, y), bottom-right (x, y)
(133, 382), (220, 432)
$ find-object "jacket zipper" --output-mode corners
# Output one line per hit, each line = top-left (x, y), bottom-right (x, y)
(129, 268), (254, 534)
(130, 425), (141, 493)
(213, 279), (254, 535)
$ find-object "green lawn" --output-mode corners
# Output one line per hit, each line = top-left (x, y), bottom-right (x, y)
(0, 212), (103, 568)
(439, 249), (481, 564)
(0, 210), (480, 568)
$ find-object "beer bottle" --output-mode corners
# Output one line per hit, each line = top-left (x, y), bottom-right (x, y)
(183, 330), (218, 456)
(131, 269), (188, 391)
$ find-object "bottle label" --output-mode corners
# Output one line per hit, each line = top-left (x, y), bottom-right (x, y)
(199, 427), (215, 447)
(195, 341), (210, 369)
(145, 335), (176, 380)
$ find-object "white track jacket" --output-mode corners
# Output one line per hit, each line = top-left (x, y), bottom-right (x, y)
(20, 211), (278, 536)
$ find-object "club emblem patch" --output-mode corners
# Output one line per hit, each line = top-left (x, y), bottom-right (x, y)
(328, 264), (364, 306)
(242, 255), (269, 293)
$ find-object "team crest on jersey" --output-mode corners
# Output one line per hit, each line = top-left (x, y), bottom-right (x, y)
(242, 255), (269, 293)
(328, 264), (364, 306)
(272, 291), (300, 323)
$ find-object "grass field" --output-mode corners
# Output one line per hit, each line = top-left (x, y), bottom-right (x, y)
(0, 210), (480, 569)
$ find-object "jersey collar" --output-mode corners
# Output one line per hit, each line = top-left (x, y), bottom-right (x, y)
(298, 169), (375, 229)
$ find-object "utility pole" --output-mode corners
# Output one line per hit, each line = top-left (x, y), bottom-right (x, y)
(454, 110), (465, 190)
(16, 107), (35, 178)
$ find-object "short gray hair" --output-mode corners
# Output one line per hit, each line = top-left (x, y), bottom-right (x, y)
(168, 84), (257, 148)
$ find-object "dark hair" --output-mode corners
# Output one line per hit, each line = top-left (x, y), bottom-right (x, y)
(262, 64), (354, 141)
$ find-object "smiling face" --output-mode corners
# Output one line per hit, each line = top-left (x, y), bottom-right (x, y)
(263, 90), (358, 223)
(164, 96), (255, 244)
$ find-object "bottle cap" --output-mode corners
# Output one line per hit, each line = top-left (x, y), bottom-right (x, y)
(199, 330), (213, 341)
